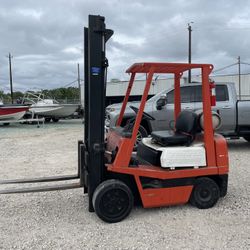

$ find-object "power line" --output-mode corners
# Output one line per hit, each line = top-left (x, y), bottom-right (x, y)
(212, 63), (238, 73)
(212, 60), (250, 74)
(211, 72), (250, 77)
(63, 79), (78, 88)
(241, 62), (250, 66)
(195, 26), (250, 32)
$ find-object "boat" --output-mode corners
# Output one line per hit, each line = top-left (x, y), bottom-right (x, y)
(22, 92), (79, 121)
(0, 105), (29, 121)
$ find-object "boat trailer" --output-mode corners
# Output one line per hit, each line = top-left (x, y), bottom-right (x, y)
(0, 117), (45, 127)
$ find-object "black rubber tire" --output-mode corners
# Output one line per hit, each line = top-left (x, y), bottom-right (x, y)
(52, 118), (59, 122)
(189, 177), (220, 209)
(126, 124), (148, 148)
(45, 118), (51, 123)
(123, 123), (148, 150)
(243, 136), (250, 142)
(219, 175), (228, 197)
(92, 179), (134, 223)
(135, 125), (148, 148)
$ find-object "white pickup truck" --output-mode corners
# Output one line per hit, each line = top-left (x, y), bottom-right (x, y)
(105, 82), (250, 142)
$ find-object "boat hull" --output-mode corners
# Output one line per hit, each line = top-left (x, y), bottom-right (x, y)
(0, 106), (29, 121)
(29, 104), (79, 118)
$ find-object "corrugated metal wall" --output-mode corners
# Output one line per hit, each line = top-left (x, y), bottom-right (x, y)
(106, 78), (180, 97)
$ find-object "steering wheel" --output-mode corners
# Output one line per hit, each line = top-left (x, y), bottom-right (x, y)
(129, 106), (155, 120)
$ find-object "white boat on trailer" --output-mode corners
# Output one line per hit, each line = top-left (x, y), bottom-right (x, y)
(22, 92), (79, 122)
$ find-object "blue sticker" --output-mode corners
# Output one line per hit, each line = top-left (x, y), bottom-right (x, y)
(91, 67), (101, 75)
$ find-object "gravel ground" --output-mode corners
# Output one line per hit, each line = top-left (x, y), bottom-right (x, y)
(0, 120), (249, 250)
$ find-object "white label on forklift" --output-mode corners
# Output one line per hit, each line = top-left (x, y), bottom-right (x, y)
(160, 146), (206, 168)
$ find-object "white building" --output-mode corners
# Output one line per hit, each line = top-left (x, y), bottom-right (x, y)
(81, 73), (250, 105)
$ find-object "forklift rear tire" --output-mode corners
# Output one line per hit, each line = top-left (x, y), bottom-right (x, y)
(189, 177), (220, 209)
(92, 179), (134, 223)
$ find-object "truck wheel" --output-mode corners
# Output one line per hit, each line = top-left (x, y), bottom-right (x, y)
(243, 136), (250, 142)
(135, 125), (148, 148)
(45, 118), (51, 123)
(52, 118), (59, 122)
(124, 123), (148, 150)
(92, 179), (134, 223)
(189, 177), (220, 209)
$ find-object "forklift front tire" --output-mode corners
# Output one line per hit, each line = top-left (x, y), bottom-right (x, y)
(92, 179), (134, 223)
(189, 177), (220, 209)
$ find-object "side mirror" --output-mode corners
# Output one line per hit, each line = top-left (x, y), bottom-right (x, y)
(156, 96), (167, 110)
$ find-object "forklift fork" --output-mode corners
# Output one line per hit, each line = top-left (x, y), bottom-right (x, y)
(0, 141), (85, 194)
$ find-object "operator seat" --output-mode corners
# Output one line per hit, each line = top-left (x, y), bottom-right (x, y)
(151, 111), (198, 146)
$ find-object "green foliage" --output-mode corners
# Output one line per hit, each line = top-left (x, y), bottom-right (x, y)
(0, 90), (4, 99)
(1, 87), (80, 104)
(43, 87), (80, 102)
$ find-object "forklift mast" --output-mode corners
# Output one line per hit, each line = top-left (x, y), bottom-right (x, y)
(83, 15), (113, 211)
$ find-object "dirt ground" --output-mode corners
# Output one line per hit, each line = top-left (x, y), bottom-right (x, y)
(0, 120), (249, 250)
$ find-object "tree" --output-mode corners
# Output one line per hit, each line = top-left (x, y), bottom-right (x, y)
(0, 86), (80, 104)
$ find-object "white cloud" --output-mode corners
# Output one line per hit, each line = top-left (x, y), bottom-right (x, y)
(113, 33), (145, 46)
(17, 8), (43, 20)
(62, 46), (81, 55)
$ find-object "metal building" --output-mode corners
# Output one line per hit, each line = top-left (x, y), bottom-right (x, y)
(81, 73), (250, 105)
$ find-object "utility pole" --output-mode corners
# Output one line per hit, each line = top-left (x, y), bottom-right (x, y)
(188, 22), (193, 83)
(8, 53), (14, 104)
(77, 63), (81, 104)
(238, 56), (241, 100)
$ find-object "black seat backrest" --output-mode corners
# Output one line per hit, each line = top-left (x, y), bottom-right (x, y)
(150, 111), (198, 147)
(175, 111), (198, 136)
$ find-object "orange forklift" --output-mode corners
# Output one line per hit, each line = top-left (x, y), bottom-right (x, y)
(81, 15), (229, 222)
(0, 15), (229, 223)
